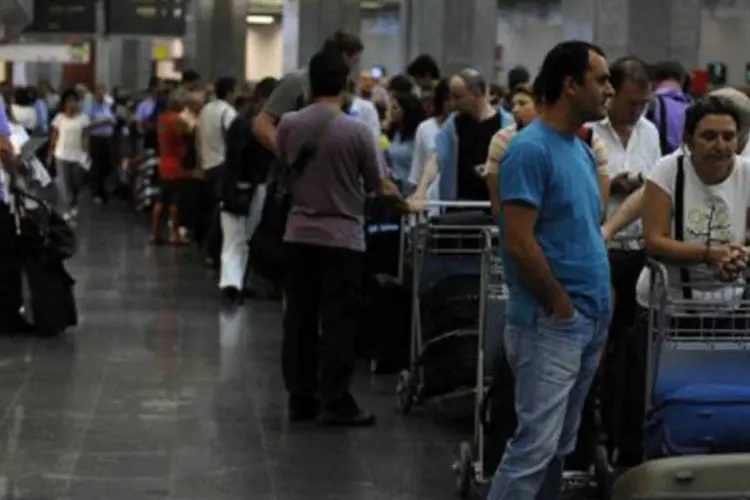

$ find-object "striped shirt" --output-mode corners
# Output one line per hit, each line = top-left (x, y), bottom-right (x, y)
(485, 122), (609, 176)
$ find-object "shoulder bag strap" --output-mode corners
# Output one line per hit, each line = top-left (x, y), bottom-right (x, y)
(674, 155), (693, 299)
(290, 109), (339, 179)
(656, 95), (670, 155)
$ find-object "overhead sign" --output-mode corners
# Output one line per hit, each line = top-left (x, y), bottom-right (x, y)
(27, 0), (97, 34)
(0, 42), (91, 63)
(104, 0), (187, 36)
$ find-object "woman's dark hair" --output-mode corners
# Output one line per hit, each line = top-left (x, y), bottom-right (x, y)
(406, 54), (440, 81)
(375, 100), (388, 122)
(308, 50), (349, 98)
(391, 92), (425, 142)
(388, 74), (413, 95)
(60, 88), (80, 105)
(182, 69), (201, 85)
(322, 29), (364, 56)
(532, 40), (604, 105)
(509, 84), (533, 101)
(683, 96), (741, 140)
(433, 78), (451, 116)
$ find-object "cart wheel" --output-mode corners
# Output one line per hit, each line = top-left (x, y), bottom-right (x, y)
(593, 445), (613, 499)
(454, 441), (475, 498)
(396, 370), (416, 415)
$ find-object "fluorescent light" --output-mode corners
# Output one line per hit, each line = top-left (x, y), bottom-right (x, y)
(246, 15), (275, 25)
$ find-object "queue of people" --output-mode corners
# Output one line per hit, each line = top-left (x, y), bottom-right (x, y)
(3, 26), (750, 500)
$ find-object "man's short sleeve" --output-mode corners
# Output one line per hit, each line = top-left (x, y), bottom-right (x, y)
(51, 113), (62, 128)
(0, 99), (11, 137)
(499, 141), (548, 209)
(262, 73), (306, 120)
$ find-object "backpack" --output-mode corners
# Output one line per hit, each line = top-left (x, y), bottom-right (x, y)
(645, 93), (690, 155)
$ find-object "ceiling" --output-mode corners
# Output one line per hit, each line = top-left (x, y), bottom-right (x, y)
(0, 0), (32, 42)
(249, 0), (401, 13)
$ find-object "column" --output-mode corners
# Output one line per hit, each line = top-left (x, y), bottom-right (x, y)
(401, 0), (497, 80)
(282, 0), (361, 74)
(189, 0), (247, 81)
(561, 0), (701, 66)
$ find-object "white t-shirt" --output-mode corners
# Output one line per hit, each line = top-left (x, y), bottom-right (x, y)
(408, 117), (442, 202)
(198, 99), (237, 170)
(350, 96), (381, 145)
(635, 153), (750, 309)
(52, 113), (90, 163)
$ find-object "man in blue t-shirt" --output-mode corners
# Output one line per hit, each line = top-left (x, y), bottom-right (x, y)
(488, 41), (615, 500)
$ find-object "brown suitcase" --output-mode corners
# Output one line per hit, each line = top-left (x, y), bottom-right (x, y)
(612, 454), (750, 499)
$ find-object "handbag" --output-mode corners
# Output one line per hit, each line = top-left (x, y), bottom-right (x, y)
(249, 110), (338, 283)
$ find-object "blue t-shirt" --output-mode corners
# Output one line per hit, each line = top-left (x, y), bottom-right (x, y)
(499, 120), (611, 324)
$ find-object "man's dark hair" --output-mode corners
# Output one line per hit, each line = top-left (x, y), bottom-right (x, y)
(322, 29), (364, 56)
(651, 61), (685, 85)
(609, 56), (650, 93)
(252, 77), (278, 102)
(684, 96), (740, 140)
(532, 40), (604, 105)
(182, 69), (201, 84)
(147, 76), (160, 91)
(308, 50), (349, 98)
(215, 77), (237, 101)
(388, 74), (414, 94)
(507, 66), (530, 91)
(433, 78), (451, 116)
(406, 54), (440, 81)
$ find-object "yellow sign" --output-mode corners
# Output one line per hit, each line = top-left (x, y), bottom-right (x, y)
(68, 43), (90, 64)
(152, 45), (170, 61)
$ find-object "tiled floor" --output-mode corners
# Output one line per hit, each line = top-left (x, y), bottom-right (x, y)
(0, 204), (473, 499)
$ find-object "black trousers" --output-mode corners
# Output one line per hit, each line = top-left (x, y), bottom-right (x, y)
(0, 204), (22, 325)
(194, 166), (223, 262)
(89, 135), (114, 200)
(281, 242), (362, 410)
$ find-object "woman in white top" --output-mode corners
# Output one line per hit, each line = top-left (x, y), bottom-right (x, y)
(638, 97), (750, 309)
(407, 78), (452, 206)
(48, 89), (90, 220)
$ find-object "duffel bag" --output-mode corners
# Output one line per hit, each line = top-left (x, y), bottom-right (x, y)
(645, 383), (750, 457)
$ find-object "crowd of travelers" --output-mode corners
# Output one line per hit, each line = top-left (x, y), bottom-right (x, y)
(1, 28), (750, 500)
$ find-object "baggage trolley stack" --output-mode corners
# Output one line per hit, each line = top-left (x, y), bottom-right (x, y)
(454, 226), (507, 498)
(612, 258), (750, 499)
(396, 201), (494, 415)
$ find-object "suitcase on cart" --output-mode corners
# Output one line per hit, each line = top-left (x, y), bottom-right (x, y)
(612, 453), (750, 499)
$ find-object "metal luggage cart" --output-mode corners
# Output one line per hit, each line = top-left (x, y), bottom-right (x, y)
(453, 226), (507, 497)
(395, 200), (494, 415)
(610, 258), (750, 499)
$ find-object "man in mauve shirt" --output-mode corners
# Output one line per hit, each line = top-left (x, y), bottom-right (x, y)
(276, 50), (408, 427)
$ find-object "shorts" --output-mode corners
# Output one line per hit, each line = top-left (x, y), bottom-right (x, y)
(159, 180), (185, 207)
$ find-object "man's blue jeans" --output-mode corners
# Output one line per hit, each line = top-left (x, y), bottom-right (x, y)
(487, 309), (611, 500)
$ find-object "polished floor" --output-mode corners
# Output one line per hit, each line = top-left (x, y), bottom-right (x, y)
(0, 203), (471, 500)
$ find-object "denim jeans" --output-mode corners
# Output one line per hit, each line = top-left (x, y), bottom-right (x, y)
(487, 309), (611, 500)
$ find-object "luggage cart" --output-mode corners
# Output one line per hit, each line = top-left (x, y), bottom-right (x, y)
(453, 226), (506, 497)
(611, 259), (750, 499)
(396, 200), (493, 415)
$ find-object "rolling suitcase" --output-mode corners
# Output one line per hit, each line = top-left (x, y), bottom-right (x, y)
(612, 454), (750, 499)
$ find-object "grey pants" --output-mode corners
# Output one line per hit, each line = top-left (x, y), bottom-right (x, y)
(55, 159), (85, 213)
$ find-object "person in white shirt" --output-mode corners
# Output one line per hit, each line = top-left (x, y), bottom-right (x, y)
(408, 78), (452, 212)
(197, 77), (237, 266)
(48, 89), (90, 221)
(591, 57), (661, 351)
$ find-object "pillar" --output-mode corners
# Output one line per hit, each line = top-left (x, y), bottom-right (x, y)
(401, 0), (497, 81)
(561, 0), (701, 67)
(189, 0), (247, 81)
(282, 0), (361, 75)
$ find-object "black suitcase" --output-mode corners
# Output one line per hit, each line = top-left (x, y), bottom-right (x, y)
(364, 277), (411, 374)
(23, 259), (77, 335)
